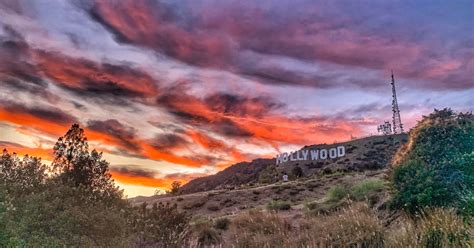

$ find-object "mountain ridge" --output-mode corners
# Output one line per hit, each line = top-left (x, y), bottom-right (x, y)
(178, 133), (408, 195)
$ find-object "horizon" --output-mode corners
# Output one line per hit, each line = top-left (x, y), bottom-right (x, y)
(1, 0), (473, 197)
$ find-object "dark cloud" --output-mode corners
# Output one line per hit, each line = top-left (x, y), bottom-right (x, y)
(147, 121), (185, 133)
(240, 66), (332, 88)
(86, 0), (473, 91)
(212, 119), (253, 138)
(154, 87), (363, 145)
(87, 119), (140, 152)
(0, 99), (78, 124)
(204, 93), (284, 118)
(163, 172), (208, 180)
(0, 25), (159, 103)
(151, 133), (189, 151)
(32, 50), (159, 98)
(156, 90), (274, 138)
(110, 166), (157, 178)
(0, 141), (23, 148)
(0, 26), (45, 87)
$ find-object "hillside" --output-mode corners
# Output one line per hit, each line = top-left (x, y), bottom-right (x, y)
(179, 134), (408, 194)
(130, 134), (409, 221)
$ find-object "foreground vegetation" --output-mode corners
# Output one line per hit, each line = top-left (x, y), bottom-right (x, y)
(0, 108), (472, 247)
(0, 124), (190, 247)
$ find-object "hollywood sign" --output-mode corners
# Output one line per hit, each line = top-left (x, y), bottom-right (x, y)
(275, 146), (346, 165)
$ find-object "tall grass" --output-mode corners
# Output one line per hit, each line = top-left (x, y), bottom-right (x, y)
(350, 179), (385, 201)
(226, 203), (384, 247)
(386, 208), (471, 247)
(192, 204), (472, 247)
(228, 210), (292, 247)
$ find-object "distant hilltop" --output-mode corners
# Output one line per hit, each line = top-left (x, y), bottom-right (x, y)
(180, 134), (408, 194)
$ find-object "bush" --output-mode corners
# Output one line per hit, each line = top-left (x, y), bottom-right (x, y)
(291, 166), (304, 178)
(196, 227), (220, 246)
(207, 204), (220, 211)
(304, 199), (349, 216)
(350, 179), (385, 201)
(167, 181), (182, 195)
(190, 218), (220, 247)
(267, 200), (291, 211)
(391, 109), (473, 215)
(214, 217), (231, 230)
(326, 186), (349, 202)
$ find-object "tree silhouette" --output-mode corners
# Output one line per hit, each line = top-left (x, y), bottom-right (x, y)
(52, 124), (118, 197)
(167, 181), (182, 195)
(1, 149), (46, 193)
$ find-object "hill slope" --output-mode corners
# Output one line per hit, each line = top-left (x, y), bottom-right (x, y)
(180, 134), (408, 194)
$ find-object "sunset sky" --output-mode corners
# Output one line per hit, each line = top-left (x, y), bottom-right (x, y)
(0, 0), (473, 197)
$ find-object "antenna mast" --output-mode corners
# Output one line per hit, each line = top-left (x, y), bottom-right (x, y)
(391, 71), (404, 134)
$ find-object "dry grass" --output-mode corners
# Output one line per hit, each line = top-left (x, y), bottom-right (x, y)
(224, 203), (384, 248)
(185, 205), (472, 247)
(307, 203), (385, 247)
(386, 208), (471, 248)
(227, 210), (292, 247)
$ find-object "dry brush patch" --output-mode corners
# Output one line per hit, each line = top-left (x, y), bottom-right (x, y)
(223, 203), (384, 248)
(386, 208), (471, 247)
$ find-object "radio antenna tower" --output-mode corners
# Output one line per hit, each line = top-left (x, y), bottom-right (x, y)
(391, 71), (404, 134)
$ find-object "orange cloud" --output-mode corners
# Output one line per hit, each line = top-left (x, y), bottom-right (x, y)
(0, 108), (72, 137)
(187, 129), (245, 162)
(0, 104), (209, 167)
(158, 91), (362, 147)
(111, 171), (173, 188)
(110, 168), (206, 189)
(0, 142), (53, 161)
(32, 50), (159, 97)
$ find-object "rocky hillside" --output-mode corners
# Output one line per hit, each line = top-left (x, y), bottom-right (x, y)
(180, 134), (408, 194)
(130, 169), (389, 218)
(180, 158), (273, 194)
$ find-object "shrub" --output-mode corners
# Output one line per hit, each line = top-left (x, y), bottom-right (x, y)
(326, 186), (349, 202)
(304, 199), (349, 216)
(350, 179), (385, 202)
(291, 166), (304, 178)
(214, 217), (231, 230)
(207, 204), (220, 211)
(196, 227), (220, 246)
(267, 200), (291, 211)
(190, 218), (220, 247)
(167, 181), (182, 195)
(391, 159), (462, 214)
(391, 109), (473, 215)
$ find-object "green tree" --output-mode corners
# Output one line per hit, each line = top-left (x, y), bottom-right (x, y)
(391, 109), (474, 215)
(0, 150), (47, 192)
(52, 124), (120, 199)
(0, 125), (133, 246)
(167, 180), (182, 195)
